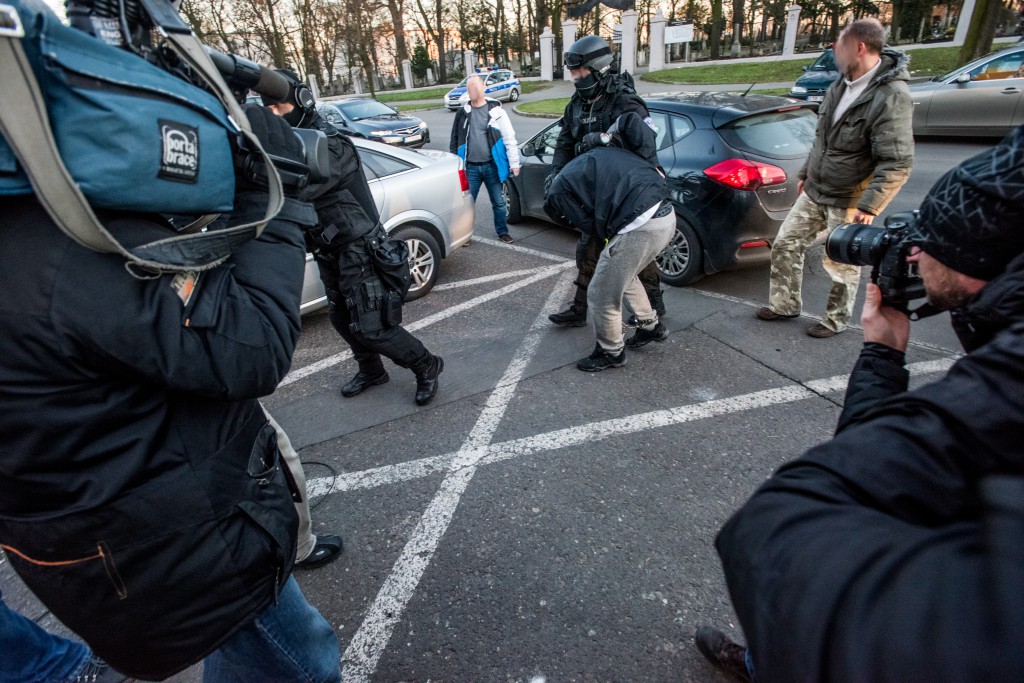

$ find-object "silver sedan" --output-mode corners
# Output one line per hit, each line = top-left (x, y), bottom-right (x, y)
(910, 44), (1024, 137)
(301, 138), (475, 313)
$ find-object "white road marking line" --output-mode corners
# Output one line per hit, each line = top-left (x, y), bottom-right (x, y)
(473, 236), (573, 263)
(690, 287), (962, 358)
(278, 261), (572, 387)
(432, 266), (554, 291)
(309, 358), (955, 496)
(340, 272), (576, 682)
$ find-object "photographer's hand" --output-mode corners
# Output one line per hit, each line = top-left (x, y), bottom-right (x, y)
(861, 283), (910, 352)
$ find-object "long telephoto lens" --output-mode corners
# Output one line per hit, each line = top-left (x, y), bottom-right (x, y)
(826, 223), (889, 266)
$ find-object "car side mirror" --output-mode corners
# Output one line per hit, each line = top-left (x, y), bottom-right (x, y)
(801, 65), (808, 71)
(522, 142), (537, 157)
(955, 72), (972, 84)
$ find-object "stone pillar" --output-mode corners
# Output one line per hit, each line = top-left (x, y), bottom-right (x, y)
(426, 67), (435, 85)
(464, 49), (475, 77)
(308, 74), (321, 101)
(953, 0), (977, 45)
(402, 59), (414, 89)
(562, 19), (578, 80)
(782, 4), (801, 56)
(540, 26), (554, 80)
(621, 9), (638, 74)
(731, 22), (742, 56)
(351, 67), (364, 95)
(649, 9), (667, 71)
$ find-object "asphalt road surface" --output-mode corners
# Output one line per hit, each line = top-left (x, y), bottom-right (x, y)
(1, 104), (997, 682)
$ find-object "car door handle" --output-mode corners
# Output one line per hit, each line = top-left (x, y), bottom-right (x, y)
(1001, 88), (1020, 94)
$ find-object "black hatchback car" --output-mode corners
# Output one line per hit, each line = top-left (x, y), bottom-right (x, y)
(317, 98), (430, 148)
(504, 92), (818, 285)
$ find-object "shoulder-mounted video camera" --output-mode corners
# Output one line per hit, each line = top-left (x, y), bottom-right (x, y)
(826, 211), (926, 312)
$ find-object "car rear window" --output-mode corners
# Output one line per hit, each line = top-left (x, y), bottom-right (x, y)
(717, 109), (818, 159)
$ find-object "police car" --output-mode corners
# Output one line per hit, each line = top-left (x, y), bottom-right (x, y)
(444, 68), (521, 110)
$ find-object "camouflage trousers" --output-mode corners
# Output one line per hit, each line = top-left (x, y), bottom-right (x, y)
(768, 192), (861, 332)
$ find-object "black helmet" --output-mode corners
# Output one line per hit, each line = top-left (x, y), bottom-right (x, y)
(564, 35), (613, 98)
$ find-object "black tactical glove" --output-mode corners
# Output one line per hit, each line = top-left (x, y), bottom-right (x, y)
(575, 131), (611, 156)
(236, 104), (309, 197)
(544, 171), (557, 198)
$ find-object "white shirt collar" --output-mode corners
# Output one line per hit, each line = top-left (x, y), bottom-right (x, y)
(843, 56), (882, 89)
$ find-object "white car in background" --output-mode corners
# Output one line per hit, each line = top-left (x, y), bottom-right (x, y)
(444, 69), (521, 110)
(300, 139), (474, 313)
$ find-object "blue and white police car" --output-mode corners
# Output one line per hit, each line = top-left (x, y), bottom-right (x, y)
(444, 68), (521, 111)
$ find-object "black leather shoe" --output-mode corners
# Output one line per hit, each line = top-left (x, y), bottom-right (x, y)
(414, 355), (444, 406)
(576, 345), (626, 372)
(626, 322), (669, 348)
(341, 370), (389, 397)
(694, 625), (752, 682)
(295, 534), (343, 569)
(549, 305), (588, 327)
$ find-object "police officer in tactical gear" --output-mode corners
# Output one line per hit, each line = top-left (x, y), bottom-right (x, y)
(545, 35), (666, 327)
(263, 70), (444, 406)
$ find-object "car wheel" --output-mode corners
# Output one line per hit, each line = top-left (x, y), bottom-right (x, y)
(509, 88), (520, 102)
(503, 181), (523, 224)
(392, 225), (441, 300)
(656, 218), (704, 286)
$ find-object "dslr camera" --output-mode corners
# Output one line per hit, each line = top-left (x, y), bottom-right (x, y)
(826, 211), (926, 309)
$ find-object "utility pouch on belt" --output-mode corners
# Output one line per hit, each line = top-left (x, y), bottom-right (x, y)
(367, 228), (412, 300)
(346, 274), (402, 334)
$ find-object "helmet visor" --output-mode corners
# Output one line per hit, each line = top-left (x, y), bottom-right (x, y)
(564, 52), (586, 70)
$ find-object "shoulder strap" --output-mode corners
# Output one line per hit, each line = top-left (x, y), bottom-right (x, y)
(0, 2), (284, 274)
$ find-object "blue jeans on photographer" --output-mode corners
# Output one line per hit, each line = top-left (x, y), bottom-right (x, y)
(203, 576), (340, 683)
(466, 160), (508, 237)
(1, 590), (93, 683)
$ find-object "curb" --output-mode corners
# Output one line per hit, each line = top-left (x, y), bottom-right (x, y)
(512, 105), (562, 119)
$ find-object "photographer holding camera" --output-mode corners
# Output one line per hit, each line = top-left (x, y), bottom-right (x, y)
(262, 70), (444, 406)
(756, 18), (914, 338)
(0, 0), (341, 679)
(695, 126), (1024, 682)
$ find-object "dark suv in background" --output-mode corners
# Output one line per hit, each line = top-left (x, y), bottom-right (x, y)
(505, 92), (818, 285)
(789, 48), (838, 104)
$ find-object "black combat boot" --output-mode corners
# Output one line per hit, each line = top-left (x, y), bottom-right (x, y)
(576, 344), (626, 372)
(412, 354), (444, 406)
(647, 287), (666, 318)
(548, 304), (588, 327)
(694, 625), (752, 682)
(626, 321), (669, 348)
(341, 370), (389, 397)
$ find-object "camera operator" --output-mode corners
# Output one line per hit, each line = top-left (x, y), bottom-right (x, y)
(544, 35), (665, 328)
(695, 126), (1024, 682)
(0, 97), (341, 682)
(262, 70), (444, 406)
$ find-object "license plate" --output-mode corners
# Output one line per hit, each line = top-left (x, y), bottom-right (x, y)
(405, 134), (422, 144)
(808, 95), (824, 102)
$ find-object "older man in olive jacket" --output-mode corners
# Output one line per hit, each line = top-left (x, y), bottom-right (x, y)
(756, 17), (914, 338)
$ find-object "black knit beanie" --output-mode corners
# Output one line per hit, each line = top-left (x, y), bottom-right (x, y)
(914, 125), (1024, 280)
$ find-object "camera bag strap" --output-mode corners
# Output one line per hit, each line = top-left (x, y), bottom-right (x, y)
(0, 2), (284, 274)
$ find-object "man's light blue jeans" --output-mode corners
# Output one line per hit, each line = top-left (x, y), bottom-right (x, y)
(466, 160), (509, 237)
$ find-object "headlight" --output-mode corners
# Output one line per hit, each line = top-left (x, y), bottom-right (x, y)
(418, 121), (428, 130)
(790, 86), (807, 95)
(368, 130), (389, 136)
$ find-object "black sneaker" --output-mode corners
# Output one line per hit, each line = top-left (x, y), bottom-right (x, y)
(549, 305), (588, 327)
(576, 345), (626, 372)
(73, 656), (128, 683)
(694, 625), (752, 682)
(295, 534), (343, 569)
(626, 322), (669, 348)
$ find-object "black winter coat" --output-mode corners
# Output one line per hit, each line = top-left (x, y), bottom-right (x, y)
(544, 113), (667, 242)
(716, 251), (1024, 682)
(0, 194), (315, 679)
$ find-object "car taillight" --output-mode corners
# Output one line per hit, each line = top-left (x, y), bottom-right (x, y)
(458, 169), (469, 192)
(704, 159), (787, 191)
